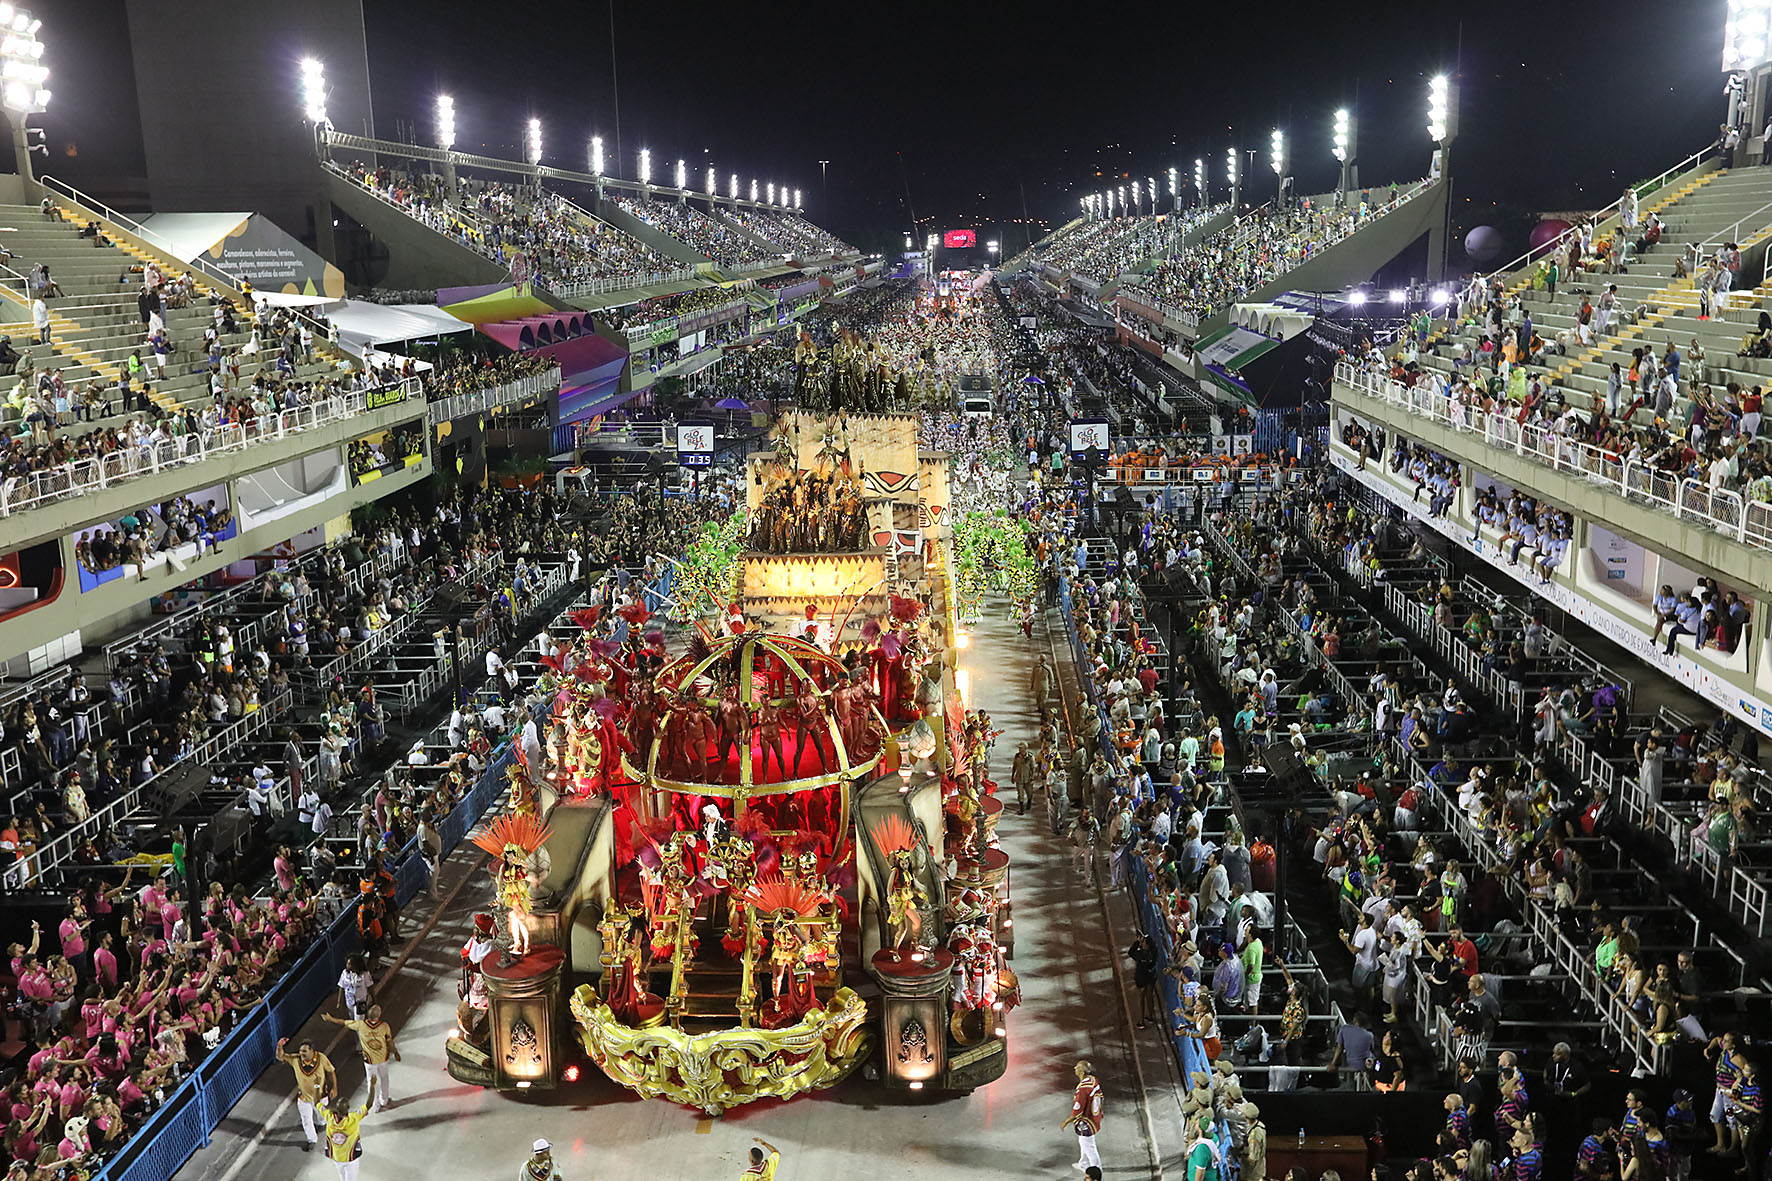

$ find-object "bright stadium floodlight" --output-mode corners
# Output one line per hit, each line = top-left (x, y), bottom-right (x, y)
(638, 147), (650, 184)
(706, 164), (716, 195)
(905, 234), (914, 249)
(1332, 108), (1350, 162)
(1270, 129), (1285, 175)
(1147, 176), (1156, 208)
(730, 172), (739, 199)
(298, 57), (327, 125)
(1225, 147), (1238, 185)
(1389, 288), (1407, 303)
(591, 135), (605, 176)
(1428, 74), (1452, 142)
(675, 158), (686, 190)
(1131, 179), (1141, 210)
(987, 240), (999, 255)
(435, 94), (454, 150)
(526, 117), (542, 165)
(1193, 158), (1205, 205)
(793, 188), (801, 211)
(1724, 1), (1772, 70)
(1116, 185), (1125, 214)
(767, 181), (776, 205)
(750, 178), (759, 202)
(1348, 290), (1368, 305)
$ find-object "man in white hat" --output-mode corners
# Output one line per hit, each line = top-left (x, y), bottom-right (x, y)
(521, 1138), (563, 1181)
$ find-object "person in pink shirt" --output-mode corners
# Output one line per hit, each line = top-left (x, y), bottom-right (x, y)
(158, 887), (184, 941)
(274, 845), (298, 893)
(5, 922), (39, 982)
(53, 1067), (86, 1121)
(91, 931), (119, 992)
(15, 958), (52, 1039)
(58, 898), (91, 980)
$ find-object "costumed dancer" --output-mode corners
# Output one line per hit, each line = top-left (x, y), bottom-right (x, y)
(458, 913), (498, 1044)
(1063, 1059), (1105, 1174)
(470, 814), (554, 961)
(521, 1138), (564, 1181)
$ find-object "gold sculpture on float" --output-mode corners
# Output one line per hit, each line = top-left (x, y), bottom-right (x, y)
(567, 984), (873, 1114)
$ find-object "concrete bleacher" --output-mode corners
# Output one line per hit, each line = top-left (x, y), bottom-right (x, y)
(1420, 164), (1772, 427)
(0, 203), (343, 437)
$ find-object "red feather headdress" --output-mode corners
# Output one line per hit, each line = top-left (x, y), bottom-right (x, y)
(469, 813), (553, 858)
(744, 874), (830, 916)
(870, 813), (920, 858)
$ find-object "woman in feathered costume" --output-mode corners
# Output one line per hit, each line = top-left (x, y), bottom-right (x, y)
(470, 813), (553, 960)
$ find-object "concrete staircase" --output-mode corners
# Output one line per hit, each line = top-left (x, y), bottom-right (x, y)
(0, 204), (341, 439)
(1418, 166), (1772, 423)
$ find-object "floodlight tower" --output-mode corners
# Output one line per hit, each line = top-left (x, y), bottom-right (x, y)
(674, 158), (686, 204)
(526, 117), (542, 193)
(297, 56), (328, 165)
(1225, 146), (1239, 211)
(1723, 3), (1772, 162)
(434, 95), (457, 197)
(1269, 129), (1286, 206)
(591, 135), (606, 200)
(1167, 167), (1179, 214)
(1193, 159), (1205, 208)
(1332, 107), (1357, 197)
(638, 147), (651, 198)
(1427, 73), (1459, 281)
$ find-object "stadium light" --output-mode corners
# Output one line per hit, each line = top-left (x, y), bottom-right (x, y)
(1724, 1), (1772, 70)
(1147, 176), (1156, 209)
(1167, 166), (1178, 211)
(298, 57), (326, 125)
(1347, 290), (1368, 305)
(730, 172), (739, 199)
(1332, 108), (1350, 162)
(987, 240), (999, 255)
(675, 158), (686, 190)
(1428, 74), (1453, 143)
(435, 94), (454, 150)
(793, 188), (801, 210)
(905, 234), (914, 249)
(1270, 129), (1285, 175)
(1388, 288), (1407, 303)
(525, 117), (541, 165)
(1225, 147), (1237, 186)
(591, 135), (604, 176)
(750, 178), (759, 202)
(638, 147), (650, 184)
(1193, 158), (1205, 206)
(1131, 179), (1141, 210)
(1116, 185), (1125, 214)
(705, 164), (716, 194)
(767, 181), (776, 206)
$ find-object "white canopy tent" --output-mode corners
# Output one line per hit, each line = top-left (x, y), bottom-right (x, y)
(327, 302), (473, 353)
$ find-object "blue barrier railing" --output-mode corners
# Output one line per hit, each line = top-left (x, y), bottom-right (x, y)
(1056, 575), (1207, 1082)
(96, 742), (516, 1181)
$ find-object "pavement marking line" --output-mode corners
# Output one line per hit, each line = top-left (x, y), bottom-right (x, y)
(1041, 606), (1165, 1181)
(209, 849), (489, 1181)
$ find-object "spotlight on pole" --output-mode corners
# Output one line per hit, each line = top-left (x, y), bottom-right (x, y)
(1270, 128), (1285, 175)
(767, 181), (776, 206)
(638, 147), (650, 185)
(750, 178), (759, 202)
(674, 158), (686, 190)
(435, 94), (454, 150)
(1225, 146), (1238, 186)
(298, 57), (327, 125)
(1724, 1), (1772, 69)
(1193, 158), (1205, 199)
(793, 188), (801, 211)
(1428, 74), (1455, 143)
(591, 135), (604, 177)
(729, 172), (739, 199)
(1332, 108), (1351, 162)
(525, 117), (541, 165)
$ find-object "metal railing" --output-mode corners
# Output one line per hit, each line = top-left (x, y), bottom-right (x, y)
(1474, 143), (1715, 284)
(425, 367), (561, 426)
(550, 268), (701, 299)
(0, 377), (423, 519)
(39, 174), (249, 301)
(1336, 362), (1772, 554)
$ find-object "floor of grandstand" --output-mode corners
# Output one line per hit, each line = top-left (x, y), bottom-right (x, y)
(171, 602), (1182, 1181)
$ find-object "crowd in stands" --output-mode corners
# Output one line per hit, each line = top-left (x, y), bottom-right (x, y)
(1066, 205), (1229, 287)
(347, 426), (423, 481)
(337, 164), (678, 286)
(414, 353), (557, 405)
(720, 210), (845, 258)
(1353, 273), (1772, 521)
(1125, 184), (1424, 321)
(75, 498), (234, 577)
(610, 197), (773, 268)
(0, 477), (613, 1173)
(603, 285), (753, 333)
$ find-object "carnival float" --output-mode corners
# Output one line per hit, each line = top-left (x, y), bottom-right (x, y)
(444, 397), (1016, 1113)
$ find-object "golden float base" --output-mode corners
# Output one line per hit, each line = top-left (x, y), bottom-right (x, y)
(568, 985), (873, 1114)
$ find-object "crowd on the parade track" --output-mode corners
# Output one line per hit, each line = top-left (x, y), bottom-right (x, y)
(1121, 183), (1424, 320)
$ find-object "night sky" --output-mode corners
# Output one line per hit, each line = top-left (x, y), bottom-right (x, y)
(42, 0), (1737, 265)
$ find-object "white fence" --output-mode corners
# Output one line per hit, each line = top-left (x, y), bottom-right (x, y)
(1336, 363), (1772, 552)
(0, 378), (424, 520)
(426, 368), (561, 425)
